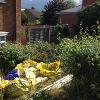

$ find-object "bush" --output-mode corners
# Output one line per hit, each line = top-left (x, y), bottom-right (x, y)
(31, 91), (53, 100)
(31, 41), (59, 62)
(0, 42), (59, 76)
(0, 43), (34, 75)
(59, 37), (100, 100)
(79, 1), (100, 36)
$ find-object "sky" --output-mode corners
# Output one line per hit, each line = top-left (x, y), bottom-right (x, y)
(21, 0), (82, 11)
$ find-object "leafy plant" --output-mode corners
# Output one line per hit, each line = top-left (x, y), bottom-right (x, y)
(59, 37), (100, 100)
(0, 42), (59, 76)
(79, 1), (100, 36)
(30, 41), (59, 62)
(0, 43), (34, 75)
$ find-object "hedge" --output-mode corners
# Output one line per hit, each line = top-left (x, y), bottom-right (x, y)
(59, 37), (100, 100)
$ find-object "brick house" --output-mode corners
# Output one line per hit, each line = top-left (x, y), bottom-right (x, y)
(57, 0), (96, 25)
(0, 0), (21, 42)
(83, 0), (95, 7)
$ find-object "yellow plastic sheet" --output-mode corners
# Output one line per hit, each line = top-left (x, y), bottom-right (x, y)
(0, 60), (61, 98)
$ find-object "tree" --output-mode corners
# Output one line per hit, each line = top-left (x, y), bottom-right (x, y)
(42, 0), (75, 25)
(21, 11), (28, 25)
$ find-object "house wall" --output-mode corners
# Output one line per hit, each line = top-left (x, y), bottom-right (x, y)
(57, 0), (96, 25)
(58, 13), (78, 25)
(83, 0), (96, 7)
(0, 0), (21, 41)
(3, 0), (16, 41)
(0, 4), (3, 31)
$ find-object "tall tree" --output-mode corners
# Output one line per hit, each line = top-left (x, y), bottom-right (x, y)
(42, 0), (75, 25)
(21, 11), (28, 25)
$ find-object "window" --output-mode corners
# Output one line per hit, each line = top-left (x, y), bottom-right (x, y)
(0, 36), (5, 43)
(0, 36), (4, 41)
(0, 32), (8, 44)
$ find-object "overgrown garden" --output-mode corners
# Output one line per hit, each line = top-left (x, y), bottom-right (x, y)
(0, 1), (100, 100)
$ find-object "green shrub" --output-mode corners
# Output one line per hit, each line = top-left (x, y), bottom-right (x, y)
(79, 1), (100, 36)
(0, 43), (34, 75)
(59, 37), (100, 100)
(31, 41), (59, 62)
(0, 42), (59, 75)
(30, 91), (53, 100)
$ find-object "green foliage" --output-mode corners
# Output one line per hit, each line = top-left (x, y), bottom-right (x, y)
(31, 91), (53, 100)
(79, 1), (100, 35)
(42, 0), (75, 25)
(0, 42), (58, 75)
(30, 41), (59, 62)
(21, 10), (41, 26)
(0, 43), (34, 75)
(21, 11), (28, 25)
(54, 24), (72, 41)
(59, 37), (100, 99)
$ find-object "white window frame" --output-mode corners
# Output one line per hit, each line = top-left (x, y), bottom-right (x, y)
(0, 32), (8, 44)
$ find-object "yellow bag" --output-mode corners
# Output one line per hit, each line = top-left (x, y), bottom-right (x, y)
(5, 78), (32, 98)
(36, 61), (61, 78)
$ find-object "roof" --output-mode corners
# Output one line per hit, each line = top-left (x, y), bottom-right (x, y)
(26, 8), (42, 18)
(57, 5), (82, 14)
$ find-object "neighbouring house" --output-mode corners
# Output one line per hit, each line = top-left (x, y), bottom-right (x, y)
(23, 7), (42, 25)
(57, 0), (96, 25)
(57, 5), (82, 25)
(0, 0), (21, 42)
(82, 0), (95, 7)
